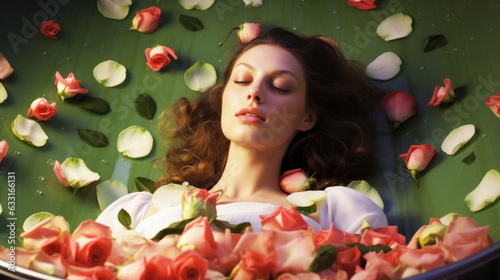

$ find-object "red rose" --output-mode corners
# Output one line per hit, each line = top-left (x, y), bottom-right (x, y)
(40, 20), (60, 39)
(314, 223), (346, 249)
(131, 6), (162, 33)
(171, 250), (208, 280)
(118, 255), (173, 280)
(181, 188), (218, 220)
(360, 226), (406, 248)
(260, 205), (309, 231)
(0, 140), (8, 164)
(74, 235), (112, 267)
(485, 92), (500, 118)
(0, 53), (14, 80)
(27, 98), (57, 121)
(347, 0), (377, 10)
(20, 216), (69, 250)
(335, 246), (361, 278)
(54, 71), (88, 100)
(238, 22), (261, 43)
(233, 249), (273, 280)
(427, 78), (456, 106)
(144, 45), (178, 71)
(381, 90), (417, 129)
(400, 144), (437, 178)
(279, 168), (315, 194)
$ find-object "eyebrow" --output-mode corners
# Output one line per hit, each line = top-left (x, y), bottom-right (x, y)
(234, 62), (299, 82)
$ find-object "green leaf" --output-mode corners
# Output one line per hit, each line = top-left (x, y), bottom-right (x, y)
(135, 177), (155, 193)
(77, 95), (111, 114)
(77, 127), (109, 147)
(422, 34), (448, 52)
(347, 243), (392, 256)
(118, 208), (132, 230)
(308, 244), (338, 273)
(295, 204), (317, 216)
(211, 219), (251, 234)
(151, 218), (195, 240)
(462, 152), (476, 165)
(179, 14), (203, 31)
(135, 93), (157, 120)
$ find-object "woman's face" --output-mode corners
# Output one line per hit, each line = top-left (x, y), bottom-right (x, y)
(221, 44), (315, 150)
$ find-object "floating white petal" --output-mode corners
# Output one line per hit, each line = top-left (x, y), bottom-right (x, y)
(439, 212), (463, 226)
(347, 180), (384, 210)
(184, 61), (217, 92)
(23, 212), (55, 232)
(441, 124), (475, 155)
(377, 13), (413, 41)
(97, 0), (132, 20)
(179, 0), (215, 10)
(287, 190), (326, 207)
(117, 126), (154, 158)
(93, 60), (127, 87)
(152, 183), (189, 210)
(57, 157), (100, 188)
(96, 179), (128, 211)
(0, 83), (7, 104)
(365, 52), (402, 81)
(465, 169), (500, 212)
(11, 114), (48, 147)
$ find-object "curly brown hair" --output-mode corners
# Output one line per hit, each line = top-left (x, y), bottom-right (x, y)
(155, 27), (385, 190)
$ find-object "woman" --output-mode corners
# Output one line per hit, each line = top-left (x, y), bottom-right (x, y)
(97, 27), (388, 238)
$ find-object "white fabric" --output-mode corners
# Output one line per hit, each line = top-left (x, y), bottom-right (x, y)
(96, 186), (388, 239)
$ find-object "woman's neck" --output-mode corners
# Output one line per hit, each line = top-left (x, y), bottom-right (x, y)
(211, 143), (288, 202)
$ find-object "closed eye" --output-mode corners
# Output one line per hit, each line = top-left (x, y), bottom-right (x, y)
(271, 84), (290, 93)
(234, 80), (251, 85)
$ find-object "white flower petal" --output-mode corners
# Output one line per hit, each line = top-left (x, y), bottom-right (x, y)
(465, 169), (500, 212)
(365, 52), (402, 81)
(97, 0), (132, 20)
(152, 183), (190, 210)
(96, 179), (128, 211)
(11, 114), (48, 147)
(441, 124), (475, 155)
(184, 61), (217, 92)
(22, 212), (55, 232)
(377, 13), (413, 41)
(179, 0), (215, 10)
(347, 180), (384, 210)
(60, 157), (100, 188)
(0, 83), (7, 104)
(117, 126), (153, 158)
(287, 190), (326, 207)
(93, 60), (127, 87)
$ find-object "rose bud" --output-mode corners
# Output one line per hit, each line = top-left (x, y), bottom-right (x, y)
(219, 22), (261, 46)
(418, 223), (447, 248)
(279, 168), (316, 194)
(381, 90), (417, 129)
(181, 189), (218, 220)
(131, 6), (162, 33)
(144, 45), (178, 71)
(347, 0), (377, 10)
(0, 53), (14, 80)
(54, 71), (88, 100)
(485, 92), (500, 118)
(427, 78), (456, 106)
(400, 144), (437, 181)
(40, 20), (60, 39)
(27, 98), (57, 121)
(0, 140), (8, 164)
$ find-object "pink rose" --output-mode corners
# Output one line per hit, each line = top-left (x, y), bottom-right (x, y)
(485, 92), (500, 118)
(400, 144), (437, 179)
(360, 226), (406, 249)
(407, 218), (442, 249)
(27, 98), (57, 121)
(260, 205), (309, 231)
(347, 0), (377, 10)
(210, 229), (241, 275)
(442, 216), (492, 262)
(232, 230), (276, 257)
(177, 216), (217, 259)
(427, 78), (456, 106)
(314, 223), (346, 249)
(40, 20), (60, 39)
(0, 53), (14, 80)
(145, 45), (178, 71)
(181, 188), (218, 220)
(7, 248), (67, 277)
(233, 249), (274, 280)
(67, 265), (116, 280)
(118, 255), (173, 280)
(381, 90), (417, 129)
(171, 250), (208, 280)
(272, 230), (316, 277)
(131, 6), (162, 33)
(354, 251), (396, 280)
(335, 246), (361, 278)
(20, 216), (69, 250)
(54, 71), (88, 100)
(238, 22), (261, 43)
(399, 246), (447, 273)
(0, 140), (8, 164)
(279, 168), (316, 194)
(277, 272), (322, 280)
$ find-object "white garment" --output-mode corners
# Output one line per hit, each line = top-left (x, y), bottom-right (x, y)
(96, 186), (388, 239)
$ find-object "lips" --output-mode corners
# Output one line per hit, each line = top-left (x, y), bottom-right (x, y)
(236, 107), (266, 122)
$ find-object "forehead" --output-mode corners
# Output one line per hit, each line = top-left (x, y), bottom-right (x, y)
(233, 45), (305, 78)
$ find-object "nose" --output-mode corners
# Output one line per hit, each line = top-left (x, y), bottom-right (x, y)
(246, 85), (264, 103)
